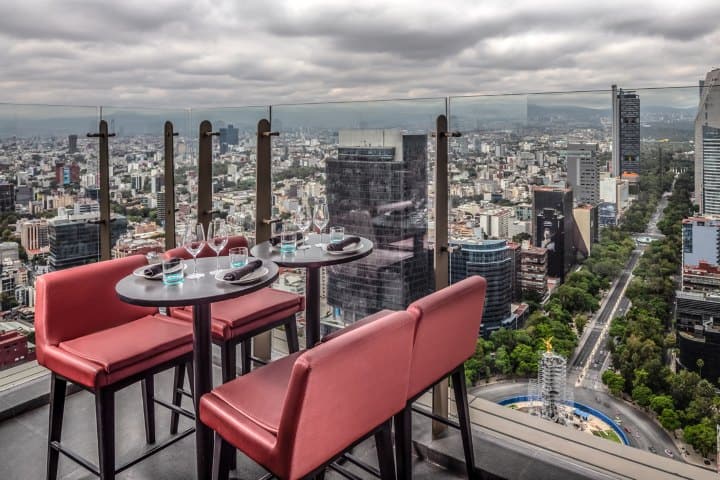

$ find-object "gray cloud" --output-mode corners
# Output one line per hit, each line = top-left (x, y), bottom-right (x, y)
(0, 0), (717, 109)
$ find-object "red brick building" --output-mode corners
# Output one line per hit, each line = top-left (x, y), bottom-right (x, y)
(0, 331), (33, 369)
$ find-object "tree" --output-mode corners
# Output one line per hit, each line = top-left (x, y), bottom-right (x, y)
(659, 408), (681, 431)
(649, 395), (674, 415)
(631, 385), (653, 408)
(684, 421), (716, 458)
(696, 358), (704, 378)
(602, 370), (625, 396)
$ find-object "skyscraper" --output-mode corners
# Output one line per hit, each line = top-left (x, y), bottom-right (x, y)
(449, 239), (515, 336)
(611, 86), (640, 176)
(326, 129), (432, 323)
(219, 124), (239, 154)
(566, 143), (599, 205)
(701, 126), (720, 214)
(533, 186), (574, 280)
(0, 183), (15, 212)
(694, 68), (720, 214)
(48, 213), (128, 271)
(68, 134), (78, 154)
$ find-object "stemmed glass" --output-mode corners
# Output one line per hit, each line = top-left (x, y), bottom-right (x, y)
(294, 206), (312, 249)
(313, 203), (329, 246)
(207, 219), (229, 274)
(183, 222), (206, 279)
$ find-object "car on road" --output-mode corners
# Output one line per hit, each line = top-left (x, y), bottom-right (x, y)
(623, 427), (631, 434)
(664, 449), (674, 457)
(648, 446), (657, 454)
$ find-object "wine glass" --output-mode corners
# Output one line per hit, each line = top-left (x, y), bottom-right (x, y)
(207, 219), (229, 274)
(294, 206), (312, 249)
(183, 222), (206, 279)
(313, 203), (329, 246)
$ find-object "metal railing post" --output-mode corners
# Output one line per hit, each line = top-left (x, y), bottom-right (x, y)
(197, 120), (215, 232)
(254, 117), (274, 361)
(87, 120), (115, 261)
(432, 113), (450, 437)
(164, 121), (178, 250)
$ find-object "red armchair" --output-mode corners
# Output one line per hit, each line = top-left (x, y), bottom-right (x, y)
(395, 275), (487, 479)
(35, 255), (195, 480)
(200, 310), (417, 480)
(163, 236), (303, 440)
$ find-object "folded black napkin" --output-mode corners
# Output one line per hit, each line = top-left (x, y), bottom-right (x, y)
(269, 232), (304, 246)
(326, 236), (361, 252)
(223, 259), (263, 281)
(144, 258), (180, 277)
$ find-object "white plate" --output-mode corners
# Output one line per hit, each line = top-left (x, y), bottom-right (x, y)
(322, 241), (363, 255)
(214, 266), (269, 285)
(133, 263), (187, 280)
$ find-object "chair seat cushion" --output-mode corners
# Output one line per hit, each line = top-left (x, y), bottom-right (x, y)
(58, 314), (193, 376)
(171, 288), (304, 341)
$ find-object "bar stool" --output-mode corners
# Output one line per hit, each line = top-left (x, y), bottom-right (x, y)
(35, 256), (195, 480)
(395, 276), (487, 480)
(163, 235), (303, 435)
(200, 310), (417, 480)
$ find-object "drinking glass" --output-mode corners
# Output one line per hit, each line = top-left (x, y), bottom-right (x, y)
(313, 203), (329, 246)
(229, 247), (248, 267)
(207, 219), (229, 274)
(183, 222), (205, 279)
(162, 258), (184, 285)
(294, 206), (312, 249)
(281, 223), (298, 254)
(330, 226), (345, 243)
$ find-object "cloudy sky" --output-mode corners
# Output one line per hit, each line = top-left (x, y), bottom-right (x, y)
(0, 0), (718, 108)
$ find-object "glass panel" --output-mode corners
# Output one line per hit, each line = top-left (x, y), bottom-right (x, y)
(190, 107), (269, 244)
(101, 107), (191, 256)
(0, 103), (99, 377)
(271, 99), (445, 348)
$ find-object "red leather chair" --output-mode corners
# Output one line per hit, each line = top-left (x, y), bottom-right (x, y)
(35, 255), (195, 480)
(200, 310), (417, 480)
(395, 276), (487, 480)
(164, 235), (303, 436)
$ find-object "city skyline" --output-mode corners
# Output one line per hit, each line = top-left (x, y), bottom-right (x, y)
(0, 1), (719, 107)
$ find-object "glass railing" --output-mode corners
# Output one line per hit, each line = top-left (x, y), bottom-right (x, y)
(0, 83), (718, 472)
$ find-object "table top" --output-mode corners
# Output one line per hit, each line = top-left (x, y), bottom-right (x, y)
(116, 257), (279, 308)
(250, 233), (373, 269)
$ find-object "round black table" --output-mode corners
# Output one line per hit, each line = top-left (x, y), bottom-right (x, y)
(251, 233), (373, 347)
(115, 257), (279, 480)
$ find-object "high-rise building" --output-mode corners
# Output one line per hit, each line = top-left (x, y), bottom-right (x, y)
(156, 191), (166, 224)
(326, 129), (432, 323)
(694, 68), (720, 213)
(449, 239), (515, 336)
(572, 205), (598, 258)
(611, 86), (640, 176)
(518, 244), (548, 298)
(48, 213), (128, 271)
(68, 134), (78, 154)
(219, 124), (239, 154)
(533, 187), (574, 280)
(20, 219), (49, 252)
(0, 184), (15, 212)
(681, 216), (720, 269)
(566, 144), (599, 205)
(700, 126), (720, 214)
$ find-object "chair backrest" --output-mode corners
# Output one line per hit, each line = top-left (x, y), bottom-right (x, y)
(163, 235), (248, 260)
(405, 276), (487, 399)
(275, 311), (416, 479)
(35, 256), (158, 362)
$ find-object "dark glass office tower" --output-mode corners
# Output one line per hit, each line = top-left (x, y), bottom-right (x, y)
(326, 129), (432, 323)
(219, 124), (239, 154)
(533, 187), (574, 280)
(612, 87), (640, 176)
(48, 214), (128, 271)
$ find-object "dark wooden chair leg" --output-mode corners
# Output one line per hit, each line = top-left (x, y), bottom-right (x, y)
(451, 365), (479, 479)
(187, 361), (195, 398)
(141, 375), (156, 444)
(375, 420), (396, 480)
(211, 432), (233, 480)
(285, 315), (299, 353)
(169, 364), (185, 435)
(393, 406), (412, 480)
(241, 339), (252, 375)
(47, 374), (67, 480)
(95, 388), (116, 480)
(221, 341), (237, 384)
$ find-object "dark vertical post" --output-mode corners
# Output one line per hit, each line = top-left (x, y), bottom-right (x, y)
(432, 114), (450, 437)
(198, 120), (213, 232)
(254, 118), (273, 360)
(164, 121), (177, 250)
(193, 302), (213, 480)
(98, 120), (112, 261)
